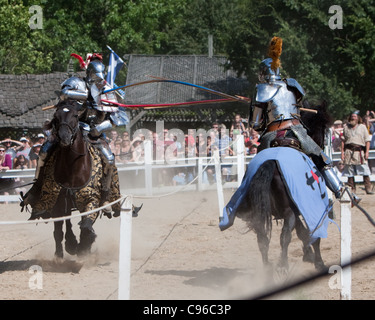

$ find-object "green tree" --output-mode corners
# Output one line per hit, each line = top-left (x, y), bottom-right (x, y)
(2, 0), (375, 121)
(164, 0), (235, 55)
(0, 0), (53, 73)
(98, 0), (187, 56)
(223, 0), (375, 119)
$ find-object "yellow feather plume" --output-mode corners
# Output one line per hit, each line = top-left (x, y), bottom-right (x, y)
(267, 37), (283, 71)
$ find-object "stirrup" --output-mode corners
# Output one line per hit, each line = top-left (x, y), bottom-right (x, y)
(350, 192), (361, 207)
(344, 187), (361, 207)
(132, 204), (143, 217)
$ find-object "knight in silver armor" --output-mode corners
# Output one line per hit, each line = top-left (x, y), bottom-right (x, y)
(24, 53), (129, 214)
(250, 51), (344, 199)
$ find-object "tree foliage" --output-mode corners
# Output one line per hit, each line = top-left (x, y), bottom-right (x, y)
(1, 0), (375, 118)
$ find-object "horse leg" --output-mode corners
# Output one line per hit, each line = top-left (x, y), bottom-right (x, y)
(64, 219), (78, 255)
(256, 231), (271, 267)
(77, 214), (97, 257)
(53, 221), (64, 259)
(278, 213), (295, 273)
(311, 238), (327, 271)
(247, 161), (275, 269)
(295, 217), (315, 263)
(294, 217), (326, 270)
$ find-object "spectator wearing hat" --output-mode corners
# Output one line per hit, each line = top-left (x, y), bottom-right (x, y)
(29, 143), (42, 168)
(341, 110), (374, 194)
(36, 133), (46, 145)
(15, 137), (31, 163)
(331, 120), (344, 152)
(0, 137), (23, 164)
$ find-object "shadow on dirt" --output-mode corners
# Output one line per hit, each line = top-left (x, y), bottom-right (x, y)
(0, 259), (83, 274)
(145, 266), (249, 289)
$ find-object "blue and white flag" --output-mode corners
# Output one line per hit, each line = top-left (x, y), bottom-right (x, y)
(106, 45), (124, 88)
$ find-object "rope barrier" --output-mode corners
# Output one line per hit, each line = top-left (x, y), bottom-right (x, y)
(0, 195), (128, 226)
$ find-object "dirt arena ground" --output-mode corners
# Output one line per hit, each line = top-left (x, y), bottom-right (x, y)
(1, 187), (375, 300)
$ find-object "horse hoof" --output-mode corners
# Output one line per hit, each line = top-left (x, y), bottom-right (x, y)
(315, 262), (328, 272)
(275, 263), (289, 282)
(77, 228), (96, 258)
(77, 248), (90, 258)
(65, 240), (78, 256)
(54, 255), (64, 264)
(302, 248), (315, 264)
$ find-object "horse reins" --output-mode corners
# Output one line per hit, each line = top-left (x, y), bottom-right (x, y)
(55, 121), (88, 157)
(57, 121), (79, 145)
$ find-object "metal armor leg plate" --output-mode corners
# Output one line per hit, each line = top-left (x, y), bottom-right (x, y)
(321, 166), (344, 198)
(90, 119), (113, 138)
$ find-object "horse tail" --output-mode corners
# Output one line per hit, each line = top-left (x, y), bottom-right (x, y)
(246, 160), (276, 241)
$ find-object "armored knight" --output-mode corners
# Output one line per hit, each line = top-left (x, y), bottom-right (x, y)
(219, 37), (348, 232)
(23, 53), (129, 214)
(249, 37), (343, 199)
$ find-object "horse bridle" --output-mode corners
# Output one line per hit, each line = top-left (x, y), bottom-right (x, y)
(56, 121), (79, 146)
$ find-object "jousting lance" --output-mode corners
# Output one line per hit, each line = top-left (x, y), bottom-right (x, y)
(103, 76), (251, 104)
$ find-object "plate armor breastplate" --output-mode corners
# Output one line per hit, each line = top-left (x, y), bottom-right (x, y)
(256, 80), (300, 124)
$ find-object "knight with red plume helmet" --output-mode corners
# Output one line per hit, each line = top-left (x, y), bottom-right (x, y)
(22, 50), (132, 217)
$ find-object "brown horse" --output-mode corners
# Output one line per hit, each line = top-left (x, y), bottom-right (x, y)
(28, 100), (121, 258)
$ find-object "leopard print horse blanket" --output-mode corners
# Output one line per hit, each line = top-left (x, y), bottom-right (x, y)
(31, 140), (121, 222)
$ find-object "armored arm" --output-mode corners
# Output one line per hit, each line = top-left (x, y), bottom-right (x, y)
(60, 77), (88, 101)
(249, 102), (267, 132)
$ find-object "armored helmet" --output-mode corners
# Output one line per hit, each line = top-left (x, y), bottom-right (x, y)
(86, 60), (106, 85)
(258, 37), (283, 83)
(259, 58), (281, 82)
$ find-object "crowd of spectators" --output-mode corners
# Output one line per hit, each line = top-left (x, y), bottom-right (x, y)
(0, 133), (45, 199)
(109, 114), (259, 166)
(105, 114), (258, 186)
(0, 133), (45, 170)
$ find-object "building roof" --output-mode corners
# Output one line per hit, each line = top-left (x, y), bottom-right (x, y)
(0, 72), (68, 129)
(123, 55), (250, 126)
(124, 55), (249, 104)
(0, 55), (250, 131)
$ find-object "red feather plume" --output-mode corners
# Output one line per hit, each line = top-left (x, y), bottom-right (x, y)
(70, 53), (87, 69)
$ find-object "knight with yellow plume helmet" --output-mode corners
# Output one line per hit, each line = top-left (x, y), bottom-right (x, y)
(219, 37), (354, 231)
(250, 37), (305, 132)
(250, 37), (344, 200)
